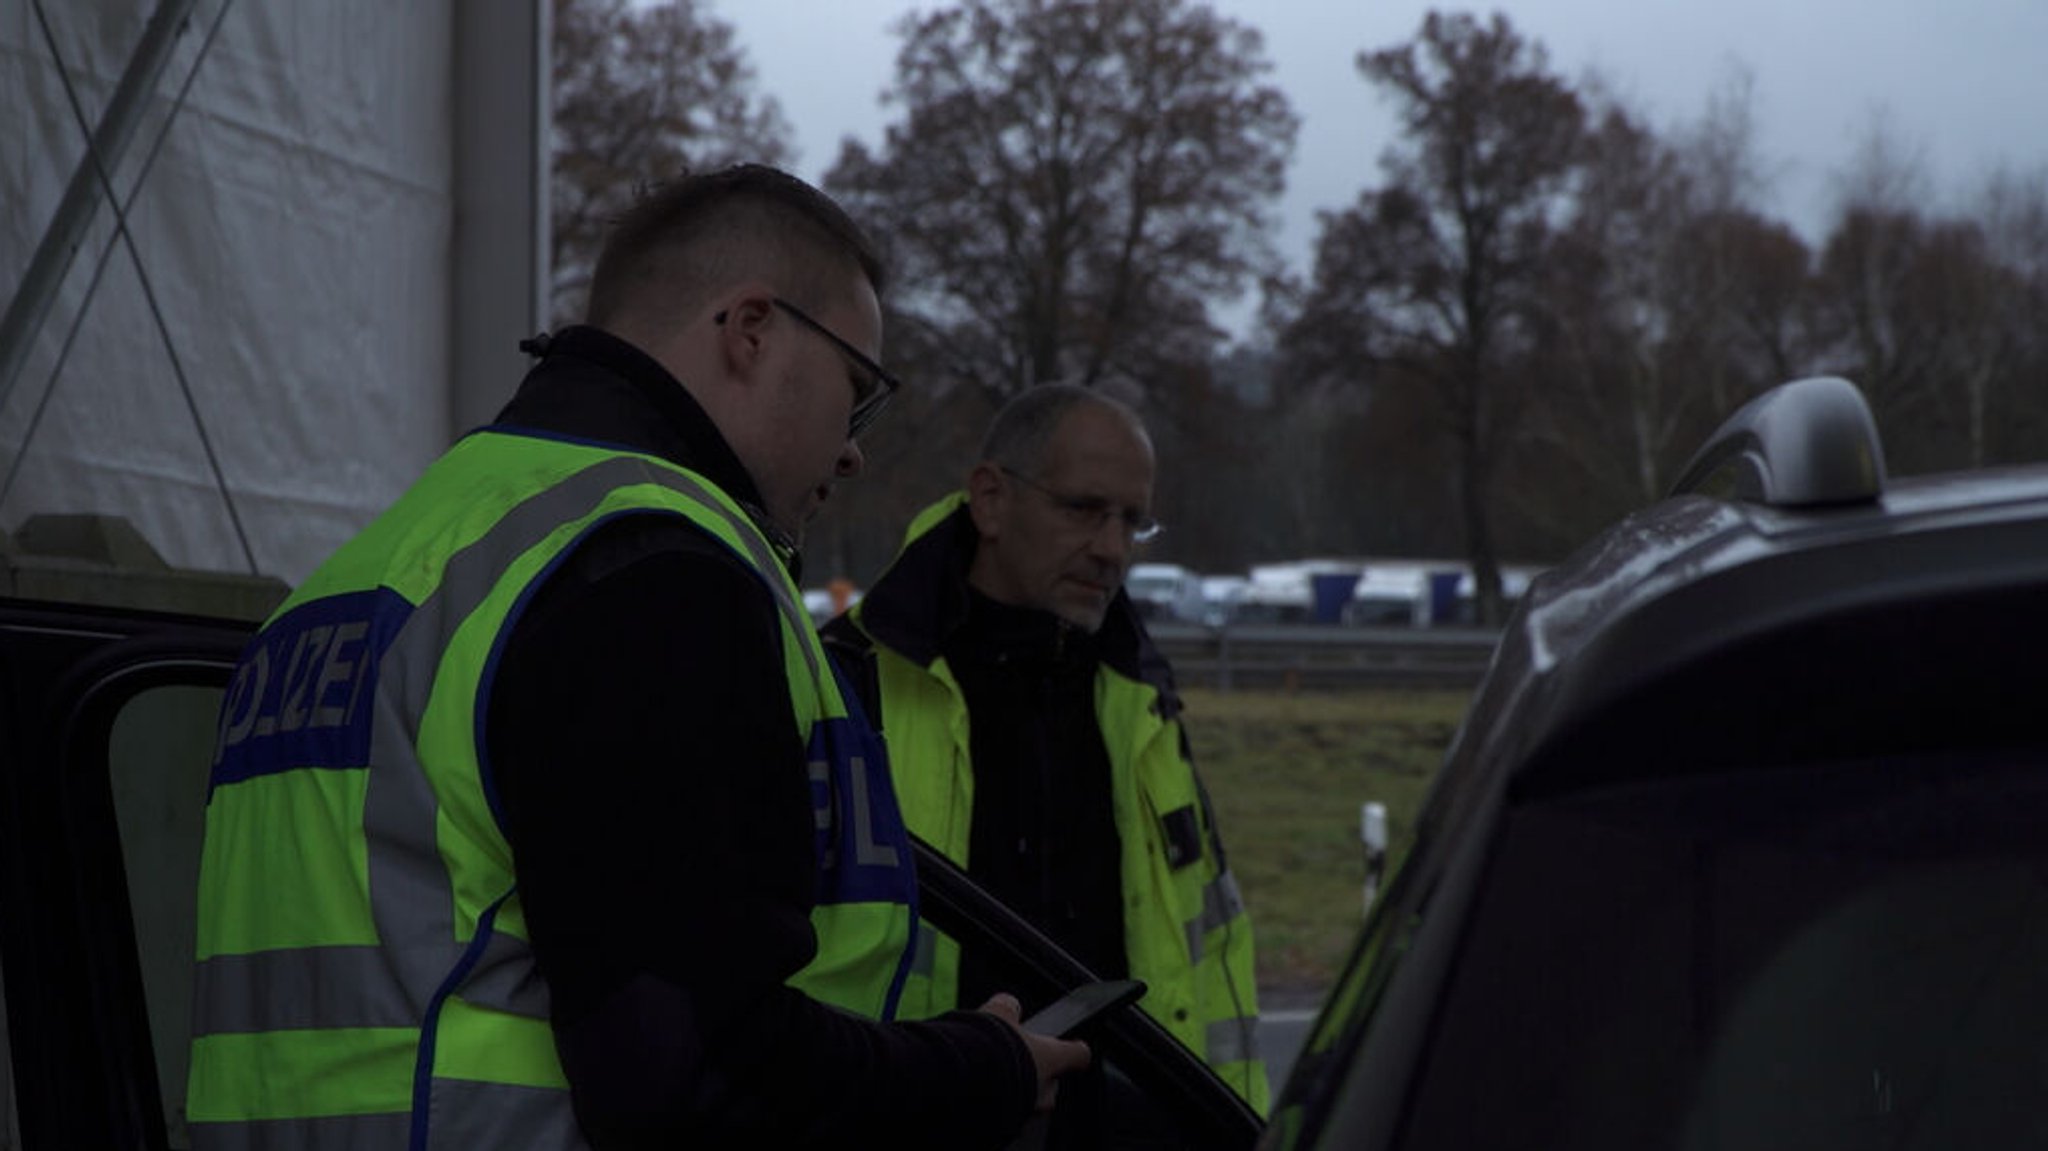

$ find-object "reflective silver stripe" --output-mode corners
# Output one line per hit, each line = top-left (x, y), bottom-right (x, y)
(362, 681), (454, 991)
(810, 759), (832, 829)
(626, 454), (819, 688)
(188, 1083), (589, 1151)
(1203, 870), (1246, 930)
(193, 946), (415, 1034)
(189, 1111), (411, 1150)
(426, 1081), (590, 1150)
(550, 452), (821, 671)
(193, 448), (805, 1144)
(359, 451), (812, 990)
(847, 753), (900, 867)
(910, 921), (938, 977)
(1184, 870), (1246, 963)
(667, 475), (827, 688)
(194, 933), (550, 1037)
(443, 929), (553, 1018)
(1205, 1014), (1261, 1066)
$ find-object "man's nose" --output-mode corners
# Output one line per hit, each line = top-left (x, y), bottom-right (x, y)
(837, 436), (865, 478)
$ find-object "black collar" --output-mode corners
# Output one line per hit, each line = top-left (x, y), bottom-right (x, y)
(493, 326), (799, 571)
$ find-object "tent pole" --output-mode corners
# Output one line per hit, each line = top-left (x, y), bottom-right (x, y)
(0, 0), (202, 418)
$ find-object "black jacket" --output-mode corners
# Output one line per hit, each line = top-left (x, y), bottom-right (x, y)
(484, 326), (1035, 1148)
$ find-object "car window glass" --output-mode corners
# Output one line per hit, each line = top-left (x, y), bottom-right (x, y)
(1396, 751), (2048, 1151)
(108, 683), (221, 1151)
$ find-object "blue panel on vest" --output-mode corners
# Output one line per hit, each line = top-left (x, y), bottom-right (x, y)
(809, 715), (918, 908)
(210, 587), (413, 789)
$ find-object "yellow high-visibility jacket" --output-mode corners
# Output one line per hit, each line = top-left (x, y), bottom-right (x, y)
(189, 430), (917, 1148)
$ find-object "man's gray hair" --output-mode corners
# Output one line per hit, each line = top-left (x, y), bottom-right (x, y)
(979, 383), (1147, 474)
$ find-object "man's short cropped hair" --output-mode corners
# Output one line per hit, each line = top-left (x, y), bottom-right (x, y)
(979, 383), (1147, 474)
(584, 163), (885, 332)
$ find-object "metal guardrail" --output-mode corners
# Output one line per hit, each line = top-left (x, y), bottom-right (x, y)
(1148, 622), (1502, 691)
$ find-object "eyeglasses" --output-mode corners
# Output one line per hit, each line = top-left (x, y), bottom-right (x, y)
(715, 297), (901, 438)
(1000, 466), (1162, 544)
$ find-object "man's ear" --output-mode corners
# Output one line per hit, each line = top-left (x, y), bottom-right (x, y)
(965, 461), (1006, 537)
(717, 291), (777, 380)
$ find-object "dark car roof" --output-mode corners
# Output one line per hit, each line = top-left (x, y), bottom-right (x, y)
(1268, 379), (2048, 1151)
(1477, 463), (2048, 802)
(1402, 454), (2048, 880)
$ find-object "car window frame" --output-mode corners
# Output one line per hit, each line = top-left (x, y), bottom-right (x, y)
(914, 836), (1265, 1147)
(0, 601), (252, 1150)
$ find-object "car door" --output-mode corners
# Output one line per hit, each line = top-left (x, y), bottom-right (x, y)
(0, 597), (1258, 1150)
(0, 599), (252, 1150)
(916, 838), (1264, 1150)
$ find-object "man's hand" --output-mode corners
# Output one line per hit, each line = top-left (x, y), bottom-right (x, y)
(977, 993), (1093, 1110)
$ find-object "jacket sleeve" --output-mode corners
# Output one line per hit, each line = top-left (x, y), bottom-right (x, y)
(487, 514), (1036, 1147)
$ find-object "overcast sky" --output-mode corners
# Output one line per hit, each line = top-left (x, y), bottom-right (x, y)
(705, 0), (2048, 334)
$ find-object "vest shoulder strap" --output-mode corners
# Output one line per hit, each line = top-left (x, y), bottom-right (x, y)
(820, 614), (884, 730)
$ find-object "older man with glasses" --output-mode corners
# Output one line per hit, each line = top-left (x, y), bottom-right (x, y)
(825, 383), (1270, 1141)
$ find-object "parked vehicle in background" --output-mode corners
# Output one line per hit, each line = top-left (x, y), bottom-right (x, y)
(1197, 574), (1249, 627)
(1127, 562), (1207, 623)
(1236, 559), (1367, 624)
(1203, 559), (1543, 629)
(1433, 564), (1546, 626)
(1232, 561), (1313, 624)
(1266, 377), (2048, 1150)
(1342, 564), (1432, 627)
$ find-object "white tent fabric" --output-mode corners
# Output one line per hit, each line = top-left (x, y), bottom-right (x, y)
(2, 1), (488, 584)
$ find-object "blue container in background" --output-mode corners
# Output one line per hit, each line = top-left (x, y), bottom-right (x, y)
(1310, 572), (1357, 624)
(1428, 570), (1464, 625)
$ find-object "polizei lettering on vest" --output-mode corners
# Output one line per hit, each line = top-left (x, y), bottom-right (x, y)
(808, 717), (915, 907)
(848, 755), (900, 868)
(211, 588), (413, 788)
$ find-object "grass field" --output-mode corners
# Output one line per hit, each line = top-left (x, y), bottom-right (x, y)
(1181, 687), (1473, 998)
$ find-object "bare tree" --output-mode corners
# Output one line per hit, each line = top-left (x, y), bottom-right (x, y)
(1667, 65), (1803, 416)
(1281, 11), (1582, 623)
(1535, 98), (1697, 508)
(1980, 166), (2048, 291)
(1808, 116), (1961, 467)
(550, 0), (792, 323)
(823, 0), (1297, 407)
(1829, 107), (1934, 221)
(1808, 126), (2048, 473)
(1686, 209), (1818, 393)
(1532, 75), (1811, 515)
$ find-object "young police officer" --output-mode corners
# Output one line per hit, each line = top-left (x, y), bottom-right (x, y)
(189, 165), (1085, 1148)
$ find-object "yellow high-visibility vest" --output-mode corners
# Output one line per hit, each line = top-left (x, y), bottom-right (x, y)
(847, 493), (1270, 1114)
(189, 430), (917, 1148)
